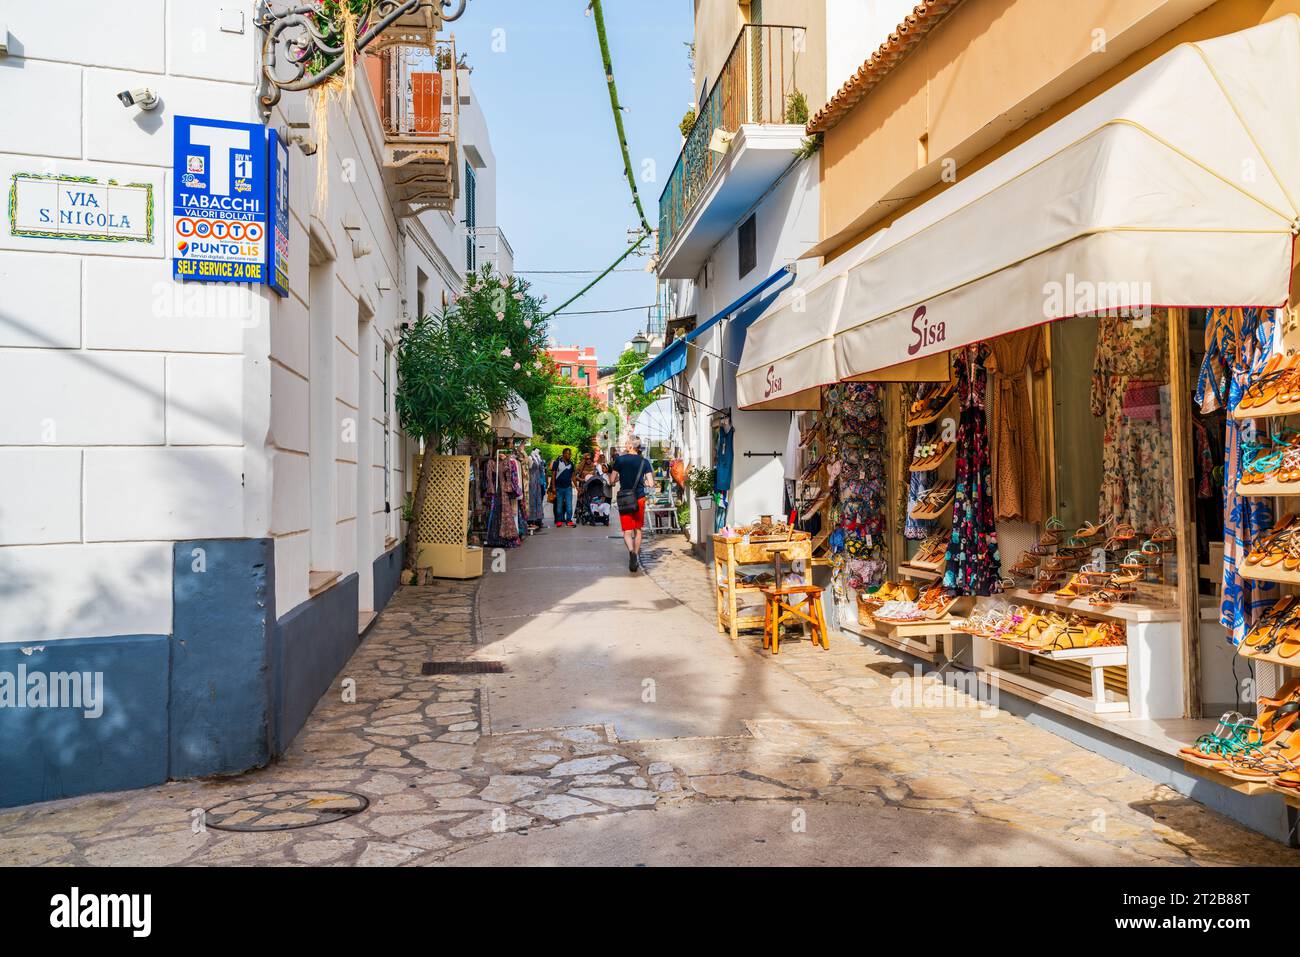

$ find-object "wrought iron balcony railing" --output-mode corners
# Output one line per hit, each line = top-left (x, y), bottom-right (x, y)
(658, 23), (807, 258)
(377, 41), (458, 141)
(372, 39), (460, 213)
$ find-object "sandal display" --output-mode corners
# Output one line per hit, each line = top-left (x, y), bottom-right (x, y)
(905, 381), (956, 426)
(911, 531), (949, 567)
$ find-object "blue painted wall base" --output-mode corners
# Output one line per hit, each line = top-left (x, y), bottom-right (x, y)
(0, 635), (170, 808)
(272, 572), (359, 754)
(1, 537), (409, 809)
(374, 542), (403, 615)
(170, 539), (275, 779)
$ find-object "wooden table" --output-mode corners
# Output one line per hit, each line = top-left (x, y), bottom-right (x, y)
(713, 534), (812, 640)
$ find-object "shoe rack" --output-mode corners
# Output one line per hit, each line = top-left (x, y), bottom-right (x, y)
(899, 378), (957, 581)
(794, 414), (834, 563)
(1231, 396), (1300, 669)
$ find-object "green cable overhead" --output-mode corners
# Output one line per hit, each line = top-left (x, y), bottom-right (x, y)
(542, 231), (647, 320)
(590, 0), (652, 235)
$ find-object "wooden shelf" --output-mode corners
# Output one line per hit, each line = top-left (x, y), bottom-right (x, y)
(1231, 396), (1300, 420)
(972, 630), (1127, 666)
(908, 496), (954, 521)
(1239, 562), (1300, 586)
(898, 562), (942, 581)
(843, 618), (944, 663)
(1236, 641), (1300, 668)
(981, 663), (1128, 715)
(1182, 760), (1278, 796)
(861, 613), (956, 636)
(904, 391), (956, 428)
(908, 443), (954, 473)
(1235, 478), (1300, 497)
(1003, 587), (1181, 624)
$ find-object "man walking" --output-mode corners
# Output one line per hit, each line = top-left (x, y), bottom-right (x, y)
(551, 447), (576, 527)
(610, 437), (653, 572)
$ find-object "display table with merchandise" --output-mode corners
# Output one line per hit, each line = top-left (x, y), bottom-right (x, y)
(712, 530), (812, 641)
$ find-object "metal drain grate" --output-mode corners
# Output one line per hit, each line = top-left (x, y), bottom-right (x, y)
(421, 660), (504, 675)
(204, 789), (369, 832)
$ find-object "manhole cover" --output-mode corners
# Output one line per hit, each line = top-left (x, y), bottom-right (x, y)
(204, 789), (370, 832)
(422, 660), (504, 674)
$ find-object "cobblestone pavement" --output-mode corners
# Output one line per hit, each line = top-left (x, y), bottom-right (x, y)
(0, 582), (684, 866)
(0, 535), (1292, 865)
(634, 540), (1293, 866)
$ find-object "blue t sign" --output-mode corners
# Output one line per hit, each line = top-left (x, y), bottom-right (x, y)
(172, 115), (269, 284)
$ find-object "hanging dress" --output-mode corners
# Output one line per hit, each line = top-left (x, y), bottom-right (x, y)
(1092, 311), (1175, 532)
(943, 344), (1002, 596)
(985, 326), (1047, 523)
(527, 454), (547, 525)
(1196, 306), (1278, 645)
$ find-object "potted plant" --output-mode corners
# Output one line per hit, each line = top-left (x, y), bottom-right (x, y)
(688, 465), (717, 504)
(395, 266), (549, 576)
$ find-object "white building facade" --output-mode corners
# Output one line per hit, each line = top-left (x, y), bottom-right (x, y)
(0, 0), (506, 806)
(651, 0), (921, 544)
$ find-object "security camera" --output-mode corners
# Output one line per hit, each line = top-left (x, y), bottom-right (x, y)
(289, 131), (317, 156)
(117, 87), (159, 110)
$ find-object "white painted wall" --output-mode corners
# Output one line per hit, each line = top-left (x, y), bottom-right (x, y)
(0, 1), (501, 640)
(667, 154), (819, 537)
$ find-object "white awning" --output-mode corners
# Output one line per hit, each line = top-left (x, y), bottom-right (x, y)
(737, 15), (1300, 405)
(491, 392), (533, 439)
(735, 237), (890, 409)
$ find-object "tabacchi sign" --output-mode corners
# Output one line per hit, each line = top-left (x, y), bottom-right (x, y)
(173, 115), (268, 284)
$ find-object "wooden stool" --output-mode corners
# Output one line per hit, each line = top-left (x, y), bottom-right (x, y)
(761, 584), (829, 654)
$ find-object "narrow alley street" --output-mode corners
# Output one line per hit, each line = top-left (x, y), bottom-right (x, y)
(0, 526), (1287, 867)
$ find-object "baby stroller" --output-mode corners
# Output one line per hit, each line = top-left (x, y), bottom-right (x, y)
(577, 473), (612, 526)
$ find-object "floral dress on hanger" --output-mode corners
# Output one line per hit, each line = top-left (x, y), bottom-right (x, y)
(1091, 310), (1175, 532)
(943, 344), (1002, 596)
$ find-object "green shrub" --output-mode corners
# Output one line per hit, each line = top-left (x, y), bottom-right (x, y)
(527, 442), (577, 466)
(688, 466), (717, 498)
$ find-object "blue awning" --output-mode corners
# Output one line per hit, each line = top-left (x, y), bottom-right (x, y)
(641, 338), (686, 392)
(639, 266), (793, 393)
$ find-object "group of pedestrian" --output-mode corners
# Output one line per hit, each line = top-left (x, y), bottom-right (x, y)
(535, 439), (655, 572)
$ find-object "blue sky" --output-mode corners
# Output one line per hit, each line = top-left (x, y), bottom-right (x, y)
(448, 0), (695, 365)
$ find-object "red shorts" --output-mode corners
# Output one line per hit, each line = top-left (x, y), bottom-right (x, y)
(619, 497), (646, 531)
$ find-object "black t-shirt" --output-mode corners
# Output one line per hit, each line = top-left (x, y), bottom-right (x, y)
(552, 457), (575, 489)
(611, 454), (650, 497)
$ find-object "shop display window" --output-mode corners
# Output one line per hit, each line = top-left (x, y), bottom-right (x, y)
(1045, 309), (1182, 611)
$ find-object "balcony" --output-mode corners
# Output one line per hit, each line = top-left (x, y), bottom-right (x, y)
(367, 37), (461, 216)
(467, 226), (514, 276)
(657, 24), (809, 279)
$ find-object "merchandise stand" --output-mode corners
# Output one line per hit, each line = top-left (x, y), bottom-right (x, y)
(816, 311), (1204, 736)
(713, 533), (813, 641)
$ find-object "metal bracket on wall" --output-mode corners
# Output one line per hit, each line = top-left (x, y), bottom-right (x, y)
(255, 0), (468, 119)
(743, 451), (782, 458)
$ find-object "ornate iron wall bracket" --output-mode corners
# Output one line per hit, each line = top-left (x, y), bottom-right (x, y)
(257, 0), (467, 118)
